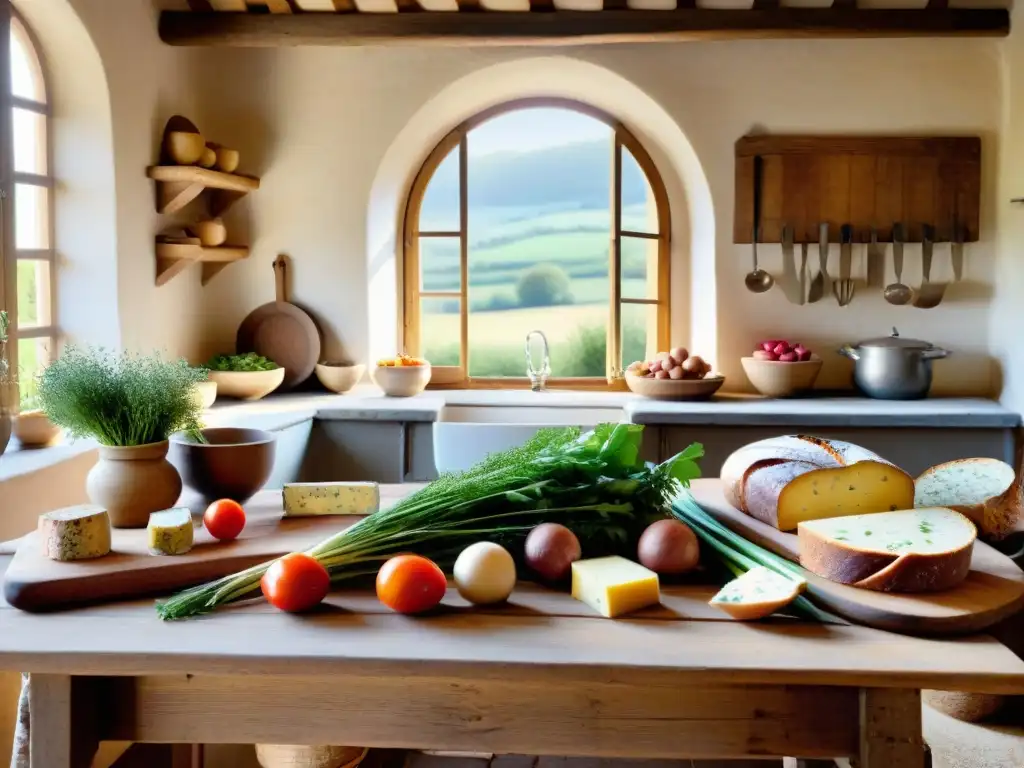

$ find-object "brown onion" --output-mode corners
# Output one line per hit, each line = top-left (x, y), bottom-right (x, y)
(525, 523), (582, 582)
(637, 519), (700, 575)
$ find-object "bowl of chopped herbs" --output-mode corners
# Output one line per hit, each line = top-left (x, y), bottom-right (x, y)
(205, 353), (284, 401)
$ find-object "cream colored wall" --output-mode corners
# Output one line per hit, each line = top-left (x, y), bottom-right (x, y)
(993, 6), (1024, 412)
(184, 41), (1001, 394)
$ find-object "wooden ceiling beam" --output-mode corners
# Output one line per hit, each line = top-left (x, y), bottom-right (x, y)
(160, 8), (1009, 46)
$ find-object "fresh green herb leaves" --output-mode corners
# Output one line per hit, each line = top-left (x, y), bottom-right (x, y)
(38, 346), (208, 446)
(205, 353), (279, 372)
(157, 424), (702, 620)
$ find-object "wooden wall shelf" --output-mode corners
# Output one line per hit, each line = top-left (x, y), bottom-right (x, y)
(161, 7), (1010, 46)
(147, 165), (260, 216)
(155, 241), (250, 287)
(734, 135), (981, 245)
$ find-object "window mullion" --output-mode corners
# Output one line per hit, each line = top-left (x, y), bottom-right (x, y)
(608, 133), (623, 384)
(458, 134), (468, 384)
(0, 0), (17, 391)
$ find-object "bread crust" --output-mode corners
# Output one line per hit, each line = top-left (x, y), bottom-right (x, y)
(798, 512), (975, 593)
(721, 435), (914, 530)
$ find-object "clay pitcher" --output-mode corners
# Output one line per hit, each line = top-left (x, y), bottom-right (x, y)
(86, 441), (182, 528)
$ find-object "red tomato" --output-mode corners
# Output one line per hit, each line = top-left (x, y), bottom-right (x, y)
(261, 553), (331, 613)
(376, 555), (447, 615)
(203, 499), (246, 541)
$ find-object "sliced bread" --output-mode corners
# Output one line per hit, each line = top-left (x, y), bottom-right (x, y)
(915, 458), (1022, 541)
(798, 507), (976, 593)
(720, 435), (915, 531)
(709, 566), (807, 621)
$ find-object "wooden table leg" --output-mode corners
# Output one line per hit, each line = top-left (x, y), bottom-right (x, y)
(854, 688), (926, 768)
(29, 674), (98, 768)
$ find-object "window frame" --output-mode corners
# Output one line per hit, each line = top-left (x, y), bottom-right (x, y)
(2, 7), (57, 406)
(402, 97), (671, 391)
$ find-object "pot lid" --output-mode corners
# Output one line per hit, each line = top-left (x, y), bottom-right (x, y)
(854, 327), (934, 350)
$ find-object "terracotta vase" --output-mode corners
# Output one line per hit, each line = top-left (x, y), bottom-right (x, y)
(85, 441), (182, 528)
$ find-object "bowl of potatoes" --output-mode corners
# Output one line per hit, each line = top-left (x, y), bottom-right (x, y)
(625, 346), (724, 401)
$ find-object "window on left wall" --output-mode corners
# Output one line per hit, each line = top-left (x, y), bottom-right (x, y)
(1, 10), (55, 408)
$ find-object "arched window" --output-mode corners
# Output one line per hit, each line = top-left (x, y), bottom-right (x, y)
(1, 10), (54, 407)
(403, 99), (670, 389)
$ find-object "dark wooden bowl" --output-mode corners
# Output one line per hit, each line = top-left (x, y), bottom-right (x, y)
(170, 427), (277, 506)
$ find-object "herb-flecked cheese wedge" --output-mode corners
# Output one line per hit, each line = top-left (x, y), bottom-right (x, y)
(709, 566), (806, 621)
(798, 507), (976, 593)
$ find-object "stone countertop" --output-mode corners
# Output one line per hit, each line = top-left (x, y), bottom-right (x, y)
(625, 395), (1022, 428)
(203, 387), (1022, 429)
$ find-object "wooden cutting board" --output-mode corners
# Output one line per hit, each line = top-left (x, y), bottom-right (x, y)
(689, 478), (1024, 636)
(2, 486), (411, 612)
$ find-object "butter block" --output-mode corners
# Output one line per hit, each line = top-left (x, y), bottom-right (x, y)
(39, 505), (112, 562)
(571, 556), (660, 618)
(147, 508), (195, 556)
(283, 482), (380, 517)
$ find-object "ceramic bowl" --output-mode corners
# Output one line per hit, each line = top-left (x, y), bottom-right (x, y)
(191, 380), (218, 410)
(193, 218), (227, 247)
(372, 364), (431, 398)
(170, 427), (277, 506)
(625, 371), (725, 401)
(215, 147), (240, 174)
(207, 368), (285, 401)
(199, 146), (217, 169)
(741, 356), (822, 398)
(315, 362), (365, 394)
(12, 409), (61, 448)
(166, 131), (205, 165)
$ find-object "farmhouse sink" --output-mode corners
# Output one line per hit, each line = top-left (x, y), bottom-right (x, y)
(432, 404), (624, 474)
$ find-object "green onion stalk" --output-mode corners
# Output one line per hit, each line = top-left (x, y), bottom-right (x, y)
(157, 423), (705, 620)
(670, 491), (840, 624)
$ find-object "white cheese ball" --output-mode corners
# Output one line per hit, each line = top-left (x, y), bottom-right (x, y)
(453, 542), (517, 605)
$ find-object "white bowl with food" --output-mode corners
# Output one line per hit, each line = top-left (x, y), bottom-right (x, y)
(191, 380), (219, 410)
(741, 339), (821, 398)
(372, 356), (431, 397)
(207, 368), (285, 401)
(625, 347), (724, 401)
(315, 362), (365, 394)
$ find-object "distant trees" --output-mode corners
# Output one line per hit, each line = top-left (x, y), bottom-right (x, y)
(516, 264), (573, 308)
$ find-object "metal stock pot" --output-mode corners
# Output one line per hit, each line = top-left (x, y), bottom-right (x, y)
(838, 327), (949, 400)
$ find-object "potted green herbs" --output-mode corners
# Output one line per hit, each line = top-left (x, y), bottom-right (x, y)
(38, 346), (208, 528)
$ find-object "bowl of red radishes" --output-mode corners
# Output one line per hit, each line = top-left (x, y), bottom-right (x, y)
(741, 339), (822, 398)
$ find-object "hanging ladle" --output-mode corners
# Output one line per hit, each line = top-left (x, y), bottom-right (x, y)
(883, 222), (912, 306)
(745, 154), (774, 294)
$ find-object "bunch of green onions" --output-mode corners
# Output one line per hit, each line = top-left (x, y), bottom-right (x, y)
(671, 491), (837, 623)
(157, 423), (704, 620)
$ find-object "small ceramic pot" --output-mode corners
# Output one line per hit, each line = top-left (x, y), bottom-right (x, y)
(165, 131), (205, 166)
(13, 409), (61, 448)
(199, 146), (217, 168)
(215, 147), (240, 174)
(86, 441), (183, 528)
(191, 380), (218, 410)
(170, 427), (276, 506)
(193, 218), (227, 247)
(315, 362), (365, 394)
(371, 364), (431, 397)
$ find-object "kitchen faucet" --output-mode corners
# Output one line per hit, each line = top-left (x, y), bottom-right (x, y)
(525, 330), (551, 392)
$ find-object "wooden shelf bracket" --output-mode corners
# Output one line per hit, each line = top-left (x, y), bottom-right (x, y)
(155, 241), (250, 287)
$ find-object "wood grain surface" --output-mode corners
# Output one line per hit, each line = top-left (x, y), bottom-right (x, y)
(1, 486), (410, 612)
(689, 479), (1024, 636)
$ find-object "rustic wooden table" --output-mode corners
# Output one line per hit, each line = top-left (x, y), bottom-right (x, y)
(3, 485), (1024, 768)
